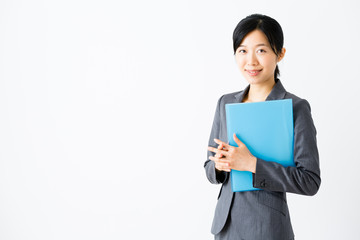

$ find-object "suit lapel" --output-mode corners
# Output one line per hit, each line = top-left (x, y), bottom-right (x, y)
(234, 85), (250, 103)
(265, 79), (287, 101)
(234, 79), (287, 103)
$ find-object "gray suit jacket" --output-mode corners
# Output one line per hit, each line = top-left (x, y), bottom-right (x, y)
(204, 80), (321, 239)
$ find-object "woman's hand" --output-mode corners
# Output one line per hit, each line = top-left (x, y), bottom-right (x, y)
(210, 142), (231, 172)
(208, 133), (257, 173)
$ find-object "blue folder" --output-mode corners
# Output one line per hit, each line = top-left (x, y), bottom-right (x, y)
(225, 99), (295, 192)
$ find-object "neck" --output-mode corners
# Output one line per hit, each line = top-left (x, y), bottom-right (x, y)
(244, 79), (276, 102)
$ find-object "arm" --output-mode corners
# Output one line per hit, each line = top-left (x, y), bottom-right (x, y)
(207, 99), (321, 195)
(253, 99), (321, 195)
(204, 96), (229, 184)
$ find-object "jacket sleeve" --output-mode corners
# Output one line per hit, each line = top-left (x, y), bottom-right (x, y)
(253, 99), (321, 195)
(204, 96), (229, 184)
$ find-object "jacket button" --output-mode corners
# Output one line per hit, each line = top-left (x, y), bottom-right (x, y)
(260, 180), (267, 187)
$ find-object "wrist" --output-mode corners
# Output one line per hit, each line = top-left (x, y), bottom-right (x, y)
(248, 156), (257, 173)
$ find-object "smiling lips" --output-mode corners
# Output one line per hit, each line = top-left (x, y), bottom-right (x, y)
(246, 69), (262, 76)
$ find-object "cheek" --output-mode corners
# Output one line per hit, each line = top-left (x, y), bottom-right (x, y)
(262, 56), (278, 68)
(235, 57), (246, 68)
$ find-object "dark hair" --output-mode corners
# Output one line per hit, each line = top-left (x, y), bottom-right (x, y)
(233, 14), (284, 79)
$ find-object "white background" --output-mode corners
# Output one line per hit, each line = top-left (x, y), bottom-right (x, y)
(1, 0), (359, 239)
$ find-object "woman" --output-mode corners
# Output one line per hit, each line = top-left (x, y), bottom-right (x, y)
(204, 14), (321, 240)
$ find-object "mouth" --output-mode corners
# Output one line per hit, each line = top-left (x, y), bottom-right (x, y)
(245, 69), (262, 76)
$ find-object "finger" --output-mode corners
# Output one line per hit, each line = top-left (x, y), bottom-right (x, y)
(209, 156), (231, 163)
(216, 157), (231, 163)
(233, 133), (243, 147)
(216, 162), (230, 168)
(214, 139), (231, 150)
(215, 162), (231, 171)
(208, 146), (229, 156)
(222, 167), (231, 172)
(222, 146), (228, 150)
(218, 143), (223, 152)
(216, 143), (223, 158)
(220, 146), (228, 152)
(215, 163), (231, 172)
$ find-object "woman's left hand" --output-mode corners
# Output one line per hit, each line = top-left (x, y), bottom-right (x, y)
(208, 133), (257, 173)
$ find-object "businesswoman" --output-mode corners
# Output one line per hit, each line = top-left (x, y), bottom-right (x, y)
(204, 14), (321, 240)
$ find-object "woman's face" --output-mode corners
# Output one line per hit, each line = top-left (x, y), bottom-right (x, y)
(235, 29), (285, 86)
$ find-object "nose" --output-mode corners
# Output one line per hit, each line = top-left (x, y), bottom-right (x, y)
(247, 52), (258, 66)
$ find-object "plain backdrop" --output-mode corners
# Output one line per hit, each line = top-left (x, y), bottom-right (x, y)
(1, 0), (360, 239)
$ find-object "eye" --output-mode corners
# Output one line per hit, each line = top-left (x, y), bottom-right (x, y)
(237, 49), (246, 54)
(257, 49), (266, 53)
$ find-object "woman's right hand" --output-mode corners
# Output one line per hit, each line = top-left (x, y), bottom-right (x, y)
(210, 143), (231, 172)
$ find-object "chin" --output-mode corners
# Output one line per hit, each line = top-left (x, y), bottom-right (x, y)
(244, 78), (262, 85)
(243, 77), (274, 86)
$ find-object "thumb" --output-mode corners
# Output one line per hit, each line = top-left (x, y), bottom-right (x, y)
(233, 133), (243, 147)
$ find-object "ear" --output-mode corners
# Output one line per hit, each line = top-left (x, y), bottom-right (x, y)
(277, 47), (286, 62)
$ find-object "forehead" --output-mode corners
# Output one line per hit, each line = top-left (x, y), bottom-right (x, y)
(240, 30), (270, 47)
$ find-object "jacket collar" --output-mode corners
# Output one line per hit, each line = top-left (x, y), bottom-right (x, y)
(234, 79), (287, 102)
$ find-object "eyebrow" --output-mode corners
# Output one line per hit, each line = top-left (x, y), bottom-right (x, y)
(239, 43), (269, 47)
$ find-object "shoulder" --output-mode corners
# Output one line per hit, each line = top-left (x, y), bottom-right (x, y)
(284, 92), (312, 114)
(212, 90), (243, 117)
(216, 90), (243, 105)
(284, 91), (314, 129)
